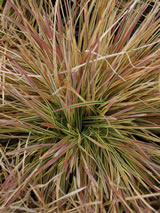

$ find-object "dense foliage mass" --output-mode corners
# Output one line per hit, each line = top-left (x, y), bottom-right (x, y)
(0, 0), (160, 212)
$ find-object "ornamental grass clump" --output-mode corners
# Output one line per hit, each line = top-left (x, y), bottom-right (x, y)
(0, 0), (160, 212)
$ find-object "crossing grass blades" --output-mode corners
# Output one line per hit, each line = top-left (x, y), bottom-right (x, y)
(0, 0), (160, 212)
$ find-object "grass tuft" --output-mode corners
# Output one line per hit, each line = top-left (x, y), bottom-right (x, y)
(0, 0), (160, 212)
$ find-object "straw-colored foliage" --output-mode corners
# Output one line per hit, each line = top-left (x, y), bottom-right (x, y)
(0, 0), (160, 212)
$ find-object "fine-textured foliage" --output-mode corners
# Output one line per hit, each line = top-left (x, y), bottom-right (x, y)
(0, 0), (160, 212)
